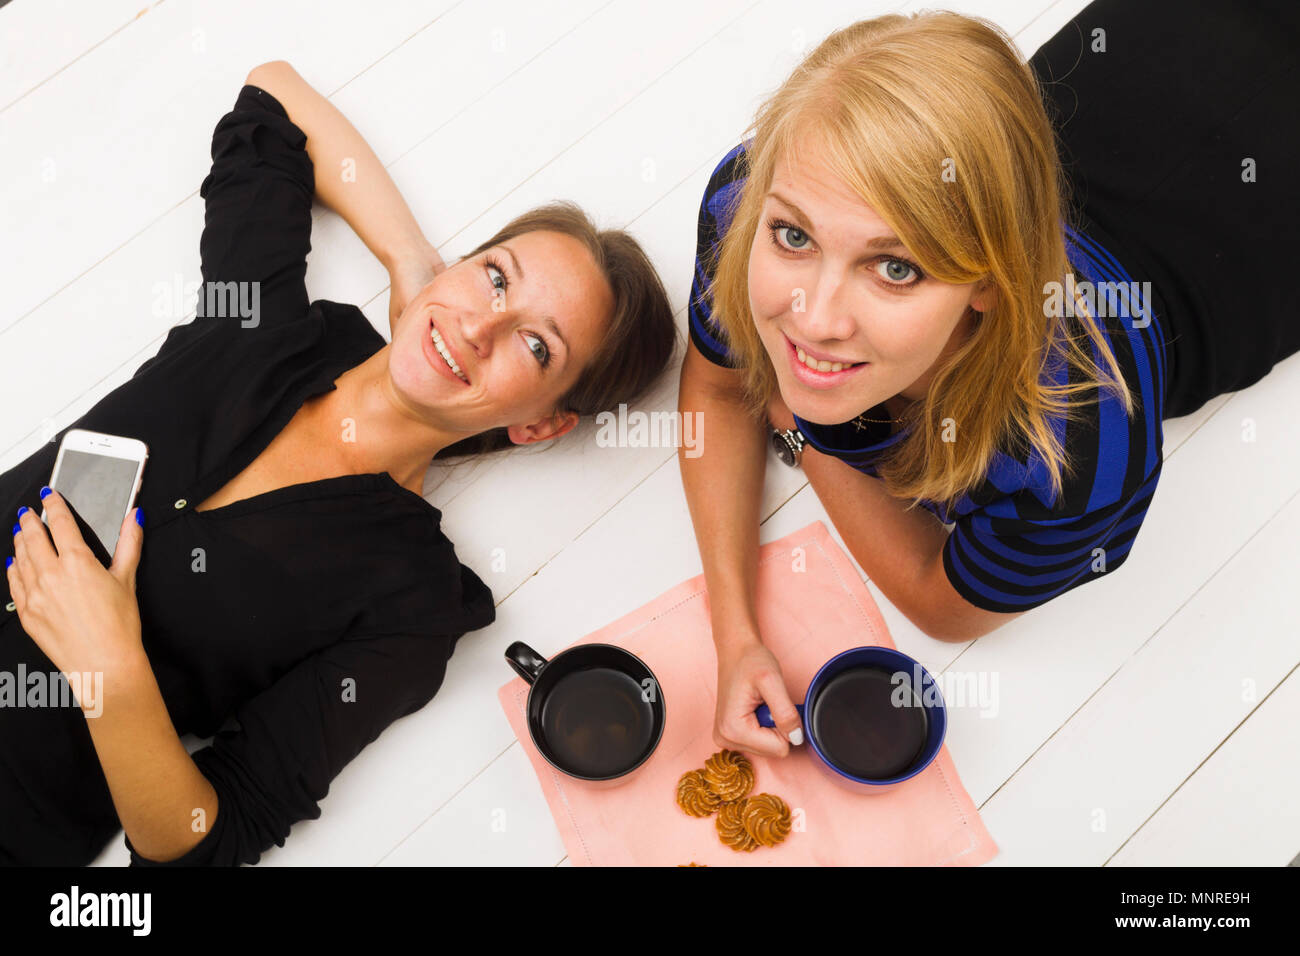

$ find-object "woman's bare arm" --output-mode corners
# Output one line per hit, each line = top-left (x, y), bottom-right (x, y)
(677, 342), (805, 755)
(677, 342), (766, 654)
(84, 654), (220, 862)
(243, 61), (444, 303)
(797, 443), (954, 637)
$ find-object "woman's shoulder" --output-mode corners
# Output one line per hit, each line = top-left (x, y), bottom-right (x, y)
(707, 138), (751, 186)
(958, 379), (1160, 528)
(699, 139), (753, 228)
(366, 496), (497, 635)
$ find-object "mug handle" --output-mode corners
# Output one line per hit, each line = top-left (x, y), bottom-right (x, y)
(505, 641), (548, 684)
(755, 703), (805, 727)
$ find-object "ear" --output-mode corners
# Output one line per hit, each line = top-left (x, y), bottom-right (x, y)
(506, 409), (580, 445)
(971, 279), (997, 314)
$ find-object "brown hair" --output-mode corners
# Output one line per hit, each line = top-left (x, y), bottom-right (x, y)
(704, 11), (1135, 512)
(434, 201), (678, 461)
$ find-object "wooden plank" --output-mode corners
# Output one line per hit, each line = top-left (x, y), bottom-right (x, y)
(0, 0), (151, 110)
(980, 476), (1300, 864)
(1109, 663), (1300, 866)
(0, 0), (456, 334)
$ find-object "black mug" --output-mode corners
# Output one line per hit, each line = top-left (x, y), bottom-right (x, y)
(505, 641), (665, 787)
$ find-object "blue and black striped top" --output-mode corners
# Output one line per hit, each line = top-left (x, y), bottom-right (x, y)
(688, 140), (1170, 613)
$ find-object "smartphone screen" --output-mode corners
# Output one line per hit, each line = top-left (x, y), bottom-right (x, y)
(51, 449), (140, 556)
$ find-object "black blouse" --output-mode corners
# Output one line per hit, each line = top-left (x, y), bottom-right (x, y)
(0, 85), (496, 866)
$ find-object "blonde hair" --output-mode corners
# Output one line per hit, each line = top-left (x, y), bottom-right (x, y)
(704, 11), (1135, 513)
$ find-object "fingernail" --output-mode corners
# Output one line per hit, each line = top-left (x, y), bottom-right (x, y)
(39, 486), (51, 499)
(16, 506), (28, 519)
(788, 728), (804, 746)
(5, 556), (12, 569)
(11, 524), (19, 536)
(135, 508), (145, 527)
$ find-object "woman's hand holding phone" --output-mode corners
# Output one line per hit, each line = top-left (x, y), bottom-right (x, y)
(6, 488), (148, 707)
(713, 627), (805, 758)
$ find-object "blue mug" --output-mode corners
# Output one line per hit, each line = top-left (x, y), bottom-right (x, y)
(756, 645), (946, 795)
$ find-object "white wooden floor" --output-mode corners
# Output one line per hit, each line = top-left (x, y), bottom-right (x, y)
(2, 0), (1296, 867)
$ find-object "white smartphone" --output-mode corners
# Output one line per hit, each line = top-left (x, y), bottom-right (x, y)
(45, 428), (149, 558)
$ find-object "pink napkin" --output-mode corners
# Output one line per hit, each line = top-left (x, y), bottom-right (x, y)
(497, 520), (998, 866)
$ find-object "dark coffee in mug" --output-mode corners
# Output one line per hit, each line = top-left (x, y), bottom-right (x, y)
(809, 665), (929, 779)
(540, 666), (655, 778)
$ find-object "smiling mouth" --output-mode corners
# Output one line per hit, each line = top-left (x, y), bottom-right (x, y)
(429, 317), (469, 384)
(784, 333), (867, 373)
(793, 344), (867, 373)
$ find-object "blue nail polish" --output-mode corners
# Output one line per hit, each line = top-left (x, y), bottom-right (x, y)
(135, 508), (145, 527)
(5, 556), (11, 569)
(16, 506), (28, 519)
(39, 486), (51, 499)
(11, 524), (19, 536)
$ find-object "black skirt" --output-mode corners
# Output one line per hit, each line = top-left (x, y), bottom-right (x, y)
(1029, 0), (1300, 419)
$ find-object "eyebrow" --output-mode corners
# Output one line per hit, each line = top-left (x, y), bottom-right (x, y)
(498, 242), (569, 362)
(765, 192), (909, 253)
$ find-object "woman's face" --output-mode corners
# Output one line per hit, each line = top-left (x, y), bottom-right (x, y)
(748, 151), (994, 426)
(389, 229), (613, 443)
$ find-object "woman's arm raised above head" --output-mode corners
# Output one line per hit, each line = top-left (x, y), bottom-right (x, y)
(244, 61), (445, 328)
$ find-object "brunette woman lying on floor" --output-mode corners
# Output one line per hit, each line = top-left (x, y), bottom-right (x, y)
(1, 62), (675, 866)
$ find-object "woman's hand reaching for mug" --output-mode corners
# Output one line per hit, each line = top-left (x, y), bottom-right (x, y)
(713, 634), (804, 759)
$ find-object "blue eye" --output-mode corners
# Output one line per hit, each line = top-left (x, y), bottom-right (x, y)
(484, 256), (509, 295)
(524, 332), (550, 368)
(878, 259), (918, 283)
(766, 217), (811, 250)
(774, 223), (809, 249)
(766, 216), (926, 288)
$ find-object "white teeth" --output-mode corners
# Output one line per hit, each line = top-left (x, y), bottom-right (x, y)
(795, 345), (852, 373)
(431, 325), (468, 382)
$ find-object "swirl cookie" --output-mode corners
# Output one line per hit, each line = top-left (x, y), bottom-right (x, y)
(715, 797), (758, 851)
(676, 768), (722, 817)
(702, 749), (754, 802)
(742, 792), (792, 847)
